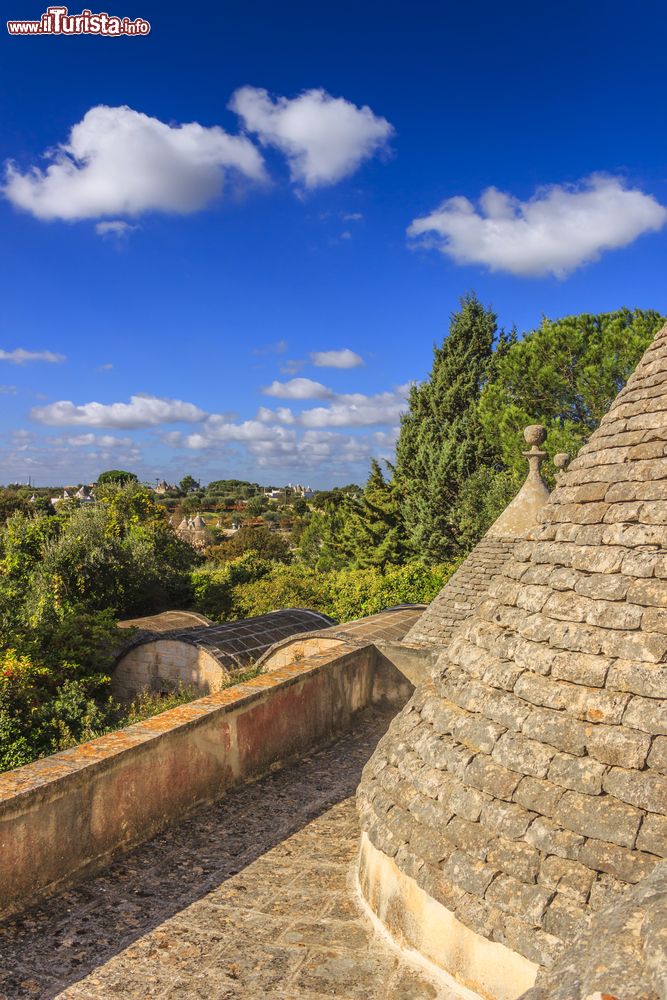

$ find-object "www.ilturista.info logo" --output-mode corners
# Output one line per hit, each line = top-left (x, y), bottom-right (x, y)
(7, 6), (150, 35)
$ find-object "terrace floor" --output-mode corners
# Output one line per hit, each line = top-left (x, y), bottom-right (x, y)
(0, 713), (460, 1000)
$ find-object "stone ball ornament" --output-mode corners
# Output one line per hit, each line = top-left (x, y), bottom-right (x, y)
(523, 424), (547, 447)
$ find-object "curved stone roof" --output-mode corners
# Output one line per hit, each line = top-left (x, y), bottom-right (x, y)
(256, 606), (426, 671)
(119, 608), (337, 672)
(358, 322), (667, 979)
(520, 859), (667, 1000)
(117, 610), (213, 632)
(405, 427), (551, 648)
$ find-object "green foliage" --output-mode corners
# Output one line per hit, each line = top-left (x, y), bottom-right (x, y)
(120, 684), (200, 726)
(221, 525), (291, 563)
(0, 489), (29, 524)
(345, 460), (409, 569)
(226, 560), (456, 623)
(179, 474), (200, 494)
(395, 293), (511, 562)
(451, 466), (523, 553)
(97, 469), (138, 485)
(245, 495), (269, 516)
(0, 483), (201, 771)
(191, 554), (272, 619)
(479, 308), (665, 481)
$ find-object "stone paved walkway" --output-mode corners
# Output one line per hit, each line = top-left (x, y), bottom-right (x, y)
(0, 713), (459, 1000)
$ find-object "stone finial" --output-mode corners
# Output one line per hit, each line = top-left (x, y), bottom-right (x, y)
(486, 424), (550, 539)
(522, 423), (547, 480)
(554, 452), (570, 472)
(523, 424), (547, 448)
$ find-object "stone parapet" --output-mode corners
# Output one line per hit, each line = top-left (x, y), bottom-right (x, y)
(0, 641), (410, 922)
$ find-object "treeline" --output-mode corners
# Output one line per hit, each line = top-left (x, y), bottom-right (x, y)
(189, 300), (664, 621)
(0, 299), (663, 771)
(303, 298), (663, 567)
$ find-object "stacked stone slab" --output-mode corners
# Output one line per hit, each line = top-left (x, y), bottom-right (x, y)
(357, 323), (667, 998)
(406, 425), (551, 648)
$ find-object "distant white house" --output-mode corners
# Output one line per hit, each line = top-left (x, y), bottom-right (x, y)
(50, 485), (96, 508)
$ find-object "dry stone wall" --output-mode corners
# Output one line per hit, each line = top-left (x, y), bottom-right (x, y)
(406, 536), (517, 647)
(358, 321), (667, 981)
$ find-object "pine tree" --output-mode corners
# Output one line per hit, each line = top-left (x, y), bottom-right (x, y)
(347, 460), (408, 569)
(394, 293), (506, 563)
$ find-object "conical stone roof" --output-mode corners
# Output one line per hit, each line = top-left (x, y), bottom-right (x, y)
(357, 322), (667, 991)
(406, 425), (551, 648)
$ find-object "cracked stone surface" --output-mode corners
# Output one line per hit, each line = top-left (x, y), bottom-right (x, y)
(0, 713), (458, 1000)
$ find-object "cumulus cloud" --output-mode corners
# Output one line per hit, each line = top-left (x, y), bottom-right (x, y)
(408, 174), (667, 277)
(0, 385), (16, 395)
(4, 105), (266, 222)
(0, 348), (64, 363)
(230, 87), (393, 188)
(262, 377), (333, 400)
(30, 393), (206, 429)
(258, 384), (410, 428)
(310, 348), (364, 369)
(170, 415), (372, 470)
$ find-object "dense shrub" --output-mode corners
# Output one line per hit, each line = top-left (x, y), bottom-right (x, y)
(192, 560), (456, 623)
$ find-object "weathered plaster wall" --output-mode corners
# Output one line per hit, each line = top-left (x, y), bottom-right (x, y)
(112, 639), (229, 700)
(0, 643), (409, 922)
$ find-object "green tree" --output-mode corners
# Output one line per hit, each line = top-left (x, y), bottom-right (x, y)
(179, 474), (200, 494)
(246, 495), (269, 516)
(479, 308), (665, 480)
(97, 469), (138, 485)
(345, 460), (409, 569)
(395, 293), (509, 562)
(221, 524), (291, 563)
(296, 491), (356, 571)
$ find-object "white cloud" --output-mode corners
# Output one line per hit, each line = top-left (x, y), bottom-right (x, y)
(0, 348), (65, 363)
(0, 385), (17, 395)
(256, 405), (296, 424)
(408, 174), (667, 277)
(262, 377), (333, 400)
(4, 105), (266, 222)
(63, 433), (134, 448)
(30, 393), (206, 429)
(170, 415), (373, 470)
(96, 363), (114, 372)
(229, 87), (393, 188)
(343, 212), (363, 221)
(257, 384), (410, 428)
(298, 388), (409, 428)
(96, 220), (138, 238)
(310, 348), (364, 369)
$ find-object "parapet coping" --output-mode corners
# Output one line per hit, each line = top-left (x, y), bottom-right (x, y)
(0, 641), (364, 809)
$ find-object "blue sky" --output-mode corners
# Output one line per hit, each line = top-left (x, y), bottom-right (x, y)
(1, 0), (666, 487)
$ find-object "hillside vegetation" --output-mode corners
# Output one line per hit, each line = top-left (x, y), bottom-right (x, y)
(0, 301), (663, 771)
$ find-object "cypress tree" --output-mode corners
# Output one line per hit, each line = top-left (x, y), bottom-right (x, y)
(394, 293), (504, 563)
(347, 459), (408, 569)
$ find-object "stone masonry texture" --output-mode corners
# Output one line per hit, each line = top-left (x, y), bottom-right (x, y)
(358, 321), (667, 976)
(405, 536), (518, 647)
(0, 715), (455, 1000)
